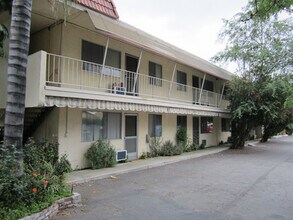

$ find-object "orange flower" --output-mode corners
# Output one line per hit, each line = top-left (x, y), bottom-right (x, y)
(32, 188), (37, 193)
(44, 180), (48, 185)
(32, 173), (38, 178)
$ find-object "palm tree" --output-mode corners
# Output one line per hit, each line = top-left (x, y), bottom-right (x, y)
(4, 0), (32, 176)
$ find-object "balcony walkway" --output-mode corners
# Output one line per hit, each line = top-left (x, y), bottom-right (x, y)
(45, 53), (229, 110)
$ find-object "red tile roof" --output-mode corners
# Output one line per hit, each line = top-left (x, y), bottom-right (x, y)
(77, 0), (119, 19)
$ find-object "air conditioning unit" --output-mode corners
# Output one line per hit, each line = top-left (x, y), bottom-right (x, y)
(116, 150), (127, 162)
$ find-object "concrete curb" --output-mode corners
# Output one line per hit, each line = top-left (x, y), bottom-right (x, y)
(67, 146), (229, 185)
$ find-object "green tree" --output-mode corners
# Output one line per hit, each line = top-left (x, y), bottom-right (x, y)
(3, 0), (32, 176)
(212, 6), (293, 148)
(213, 17), (293, 79)
(242, 0), (293, 20)
(1, 0), (75, 176)
(260, 75), (293, 142)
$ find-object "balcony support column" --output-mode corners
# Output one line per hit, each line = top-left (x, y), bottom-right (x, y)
(132, 49), (143, 93)
(100, 37), (110, 87)
(198, 72), (206, 104)
(218, 82), (226, 108)
(168, 63), (177, 98)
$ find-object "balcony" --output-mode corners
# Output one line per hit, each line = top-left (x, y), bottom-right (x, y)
(26, 51), (229, 110)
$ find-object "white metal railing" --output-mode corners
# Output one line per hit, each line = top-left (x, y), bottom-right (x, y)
(46, 53), (229, 108)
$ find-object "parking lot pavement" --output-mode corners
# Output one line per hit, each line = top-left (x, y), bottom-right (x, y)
(55, 136), (293, 220)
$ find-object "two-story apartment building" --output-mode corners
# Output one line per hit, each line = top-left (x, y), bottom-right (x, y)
(0, 0), (232, 169)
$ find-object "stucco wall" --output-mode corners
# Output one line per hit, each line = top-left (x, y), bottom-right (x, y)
(55, 106), (230, 169)
(56, 23), (225, 97)
(30, 23), (62, 55)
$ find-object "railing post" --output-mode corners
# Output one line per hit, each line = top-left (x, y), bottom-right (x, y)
(168, 63), (177, 98)
(218, 82), (226, 108)
(198, 73), (206, 104)
(132, 49), (143, 94)
(100, 37), (110, 87)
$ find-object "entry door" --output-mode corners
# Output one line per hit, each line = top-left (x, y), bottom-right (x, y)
(192, 76), (199, 104)
(125, 55), (139, 95)
(193, 117), (200, 145)
(125, 115), (138, 160)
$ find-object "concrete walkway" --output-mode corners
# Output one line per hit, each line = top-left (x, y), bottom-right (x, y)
(66, 146), (230, 185)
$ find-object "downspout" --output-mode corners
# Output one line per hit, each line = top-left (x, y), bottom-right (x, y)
(132, 49), (143, 93)
(100, 36), (110, 87)
(168, 63), (177, 98)
(64, 107), (68, 137)
(198, 72), (206, 104)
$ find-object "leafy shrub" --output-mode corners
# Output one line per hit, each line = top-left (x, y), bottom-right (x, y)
(176, 128), (187, 146)
(189, 143), (199, 151)
(24, 139), (59, 169)
(0, 145), (25, 208)
(149, 137), (163, 157)
(0, 139), (72, 220)
(54, 154), (72, 176)
(160, 140), (183, 156)
(85, 139), (116, 169)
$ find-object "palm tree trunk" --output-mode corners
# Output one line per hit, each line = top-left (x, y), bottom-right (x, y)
(4, 0), (32, 177)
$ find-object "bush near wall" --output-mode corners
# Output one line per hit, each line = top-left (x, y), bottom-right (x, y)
(0, 139), (72, 220)
(147, 136), (200, 159)
(160, 140), (183, 156)
(85, 139), (116, 169)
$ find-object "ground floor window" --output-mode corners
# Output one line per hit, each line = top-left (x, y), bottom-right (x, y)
(201, 117), (213, 133)
(149, 114), (162, 137)
(177, 115), (187, 130)
(221, 118), (231, 132)
(82, 111), (121, 142)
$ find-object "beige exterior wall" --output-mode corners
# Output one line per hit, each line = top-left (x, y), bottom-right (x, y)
(26, 22), (230, 110)
(31, 22), (226, 98)
(23, 17), (231, 169)
(30, 23), (62, 55)
(56, 108), (180, 169)
(162, 114), (177, 143)
(198, 116), (231, 147)
(25, 51), (47, 107)
(54, 106), (231, 169)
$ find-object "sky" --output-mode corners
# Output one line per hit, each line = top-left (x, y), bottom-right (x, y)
(114, 0), (248, 72)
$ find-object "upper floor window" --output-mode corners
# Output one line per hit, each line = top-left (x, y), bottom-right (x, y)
(82, 40), (103, 72)
(149, 114), (162, 137)
(177, 71), (187, 91)
(81, 40), (121, 76)
(149, 61), (162, 86)
(202, 79), (214, 92)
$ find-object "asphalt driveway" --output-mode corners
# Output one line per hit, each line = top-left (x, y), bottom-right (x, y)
(55, 136), (293, 220)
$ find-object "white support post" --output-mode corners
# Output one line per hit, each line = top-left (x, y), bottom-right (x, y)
(168, 63), (177, 98)
(218, 82), (226, 108)
(198, 72), (206, 104)
(132, 49), (143, 93)
(99, 37), (110, 87)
